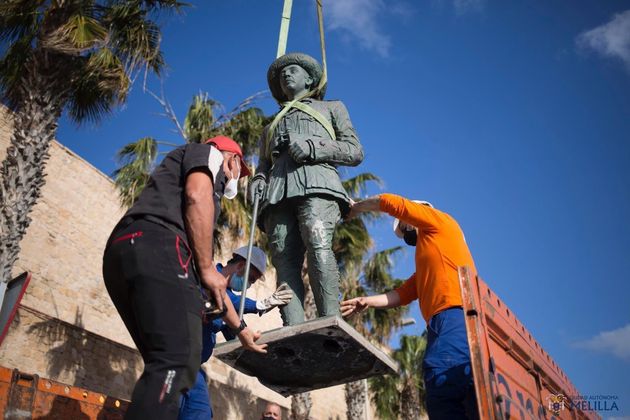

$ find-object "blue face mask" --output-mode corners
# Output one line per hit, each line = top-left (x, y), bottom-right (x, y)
(229, 274), (246, 292)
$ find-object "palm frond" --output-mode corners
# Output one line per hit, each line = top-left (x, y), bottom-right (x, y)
(66, 52), (130, 124)
(139, 0), (189, 10)
(369, 334), (427, 419)
(102, 4), (165, 75)
(342, 172), (383, 197)
(369, 374), (401, 420)
(112, 137), (158, 207)
(212, 107), (270, 159)
(42, 13), (108, 54)
(366, 305), (408, 342)
(333, 217), (372, 273)
(0, 34), (34, 106)
(0, 0), (41, 43)
(213, 90), (268, 128)
(363, 246), (404, 292)
(183, 92), (217, 143)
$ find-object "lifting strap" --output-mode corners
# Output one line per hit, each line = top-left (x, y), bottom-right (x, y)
(266, 0), (332, 154)
(276, 0), (293, 58)
(291, 101), (335, 141)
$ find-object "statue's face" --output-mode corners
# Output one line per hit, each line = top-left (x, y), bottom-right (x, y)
(279, 64), (313, 99)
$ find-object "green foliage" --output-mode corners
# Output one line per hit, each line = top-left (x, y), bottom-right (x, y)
(0, 0), (185, 120)
(112, 137), (158, 208)
(184, 92), (217, 144)
(370, 333), (427, 419)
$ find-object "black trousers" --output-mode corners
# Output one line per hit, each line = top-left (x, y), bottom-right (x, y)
(103, 218), (203, 420)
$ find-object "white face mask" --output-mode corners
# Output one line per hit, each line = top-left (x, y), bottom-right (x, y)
(223, 174), (239, 200)
(222, 154), (241, 200)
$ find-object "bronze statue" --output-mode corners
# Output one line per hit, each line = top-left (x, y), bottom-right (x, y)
(249, 52), (364, 325)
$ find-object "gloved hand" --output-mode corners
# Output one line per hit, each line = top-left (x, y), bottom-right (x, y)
(256, 283), (294, 311)
(248, 174), (267, 203)
(288, 137), (314, 164)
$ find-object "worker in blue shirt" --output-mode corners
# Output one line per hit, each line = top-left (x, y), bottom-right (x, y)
(179, 246), (293, 420)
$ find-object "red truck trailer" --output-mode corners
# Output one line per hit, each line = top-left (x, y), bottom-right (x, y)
(459, 267), (599, 420)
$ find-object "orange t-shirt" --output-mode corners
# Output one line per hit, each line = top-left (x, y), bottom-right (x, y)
(379, 194), (476, 323)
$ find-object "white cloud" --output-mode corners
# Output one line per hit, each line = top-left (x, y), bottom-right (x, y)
(574, 324), (630, 362)
(323, 0), (396, 57)
(577, 9), (630, 71)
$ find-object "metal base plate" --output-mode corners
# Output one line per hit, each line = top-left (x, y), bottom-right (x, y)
(213, 316), (398, 396)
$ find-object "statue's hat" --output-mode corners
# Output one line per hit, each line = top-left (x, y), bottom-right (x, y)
(267, 52), (326, 103)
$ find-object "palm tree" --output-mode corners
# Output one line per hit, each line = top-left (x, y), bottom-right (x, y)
(341, 246), (409, 420)
(0, 0), (185, 285)
(370, 333), (428, 420)
(112, 137), (159, 208)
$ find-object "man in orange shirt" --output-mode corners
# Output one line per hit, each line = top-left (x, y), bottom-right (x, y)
(342, 193), (478, 419)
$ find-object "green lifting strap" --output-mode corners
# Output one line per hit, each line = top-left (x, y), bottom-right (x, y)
(291, 101), (336, 141)
(266, 0), (332, 156)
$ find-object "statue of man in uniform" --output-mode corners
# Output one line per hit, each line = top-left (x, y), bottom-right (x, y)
(249, 52), (364, 326)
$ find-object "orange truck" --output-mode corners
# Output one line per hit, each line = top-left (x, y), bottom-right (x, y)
(0, 270), (600, 419)
(459, 267), (600, 420)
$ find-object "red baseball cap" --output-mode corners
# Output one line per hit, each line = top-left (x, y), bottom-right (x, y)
(205, 136), (251, 177)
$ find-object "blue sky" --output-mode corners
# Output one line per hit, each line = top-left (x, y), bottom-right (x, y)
(55, 0), (629, 416)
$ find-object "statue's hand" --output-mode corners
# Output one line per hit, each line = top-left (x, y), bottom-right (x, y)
(248, 174), (266, 203)
(288, 138), (314, 164)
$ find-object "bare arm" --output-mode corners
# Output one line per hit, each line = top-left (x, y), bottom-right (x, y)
(347, 195), (382, 219)
(340, 290), (402, 317)
(184, 170), (226, 310)
(222, 293), (267, 353)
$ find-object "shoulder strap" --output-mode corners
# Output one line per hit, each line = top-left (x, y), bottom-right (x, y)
(265, 99), (337, 153)
(291, 101), (336, 141)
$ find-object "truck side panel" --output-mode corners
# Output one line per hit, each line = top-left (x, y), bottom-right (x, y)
(459, 267), (599, 420)
(0, 366), (128, 419)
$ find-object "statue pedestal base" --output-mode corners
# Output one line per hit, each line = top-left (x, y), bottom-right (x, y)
(213, 315), (398, 396)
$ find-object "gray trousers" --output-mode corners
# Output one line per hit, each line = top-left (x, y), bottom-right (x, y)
(263, 196), (341, 325)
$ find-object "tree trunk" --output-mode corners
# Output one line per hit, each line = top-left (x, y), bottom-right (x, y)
(291, 391), (313, 420)
(0, 56), (63, 284)
(345, 379), (367, 420)
(290, 277), (316, 420)
(400, 383), (421, 420)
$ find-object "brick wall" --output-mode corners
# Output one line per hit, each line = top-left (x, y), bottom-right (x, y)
(0, 105), (350, 418)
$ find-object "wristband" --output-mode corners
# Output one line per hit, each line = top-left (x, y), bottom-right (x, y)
(230, 319), (247, 335)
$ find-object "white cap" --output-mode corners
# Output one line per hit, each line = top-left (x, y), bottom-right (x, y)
(392, 200), (434, 238)
(233, 246), (267, 277)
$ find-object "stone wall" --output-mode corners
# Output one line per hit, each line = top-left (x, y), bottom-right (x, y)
(0, 105), (350, 418)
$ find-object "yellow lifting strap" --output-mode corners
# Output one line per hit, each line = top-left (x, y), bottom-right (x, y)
(266, 0), (333, 154)
(276, 0), (293, 58)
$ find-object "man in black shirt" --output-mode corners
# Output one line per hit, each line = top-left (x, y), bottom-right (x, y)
(103, 136), (266, 420)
